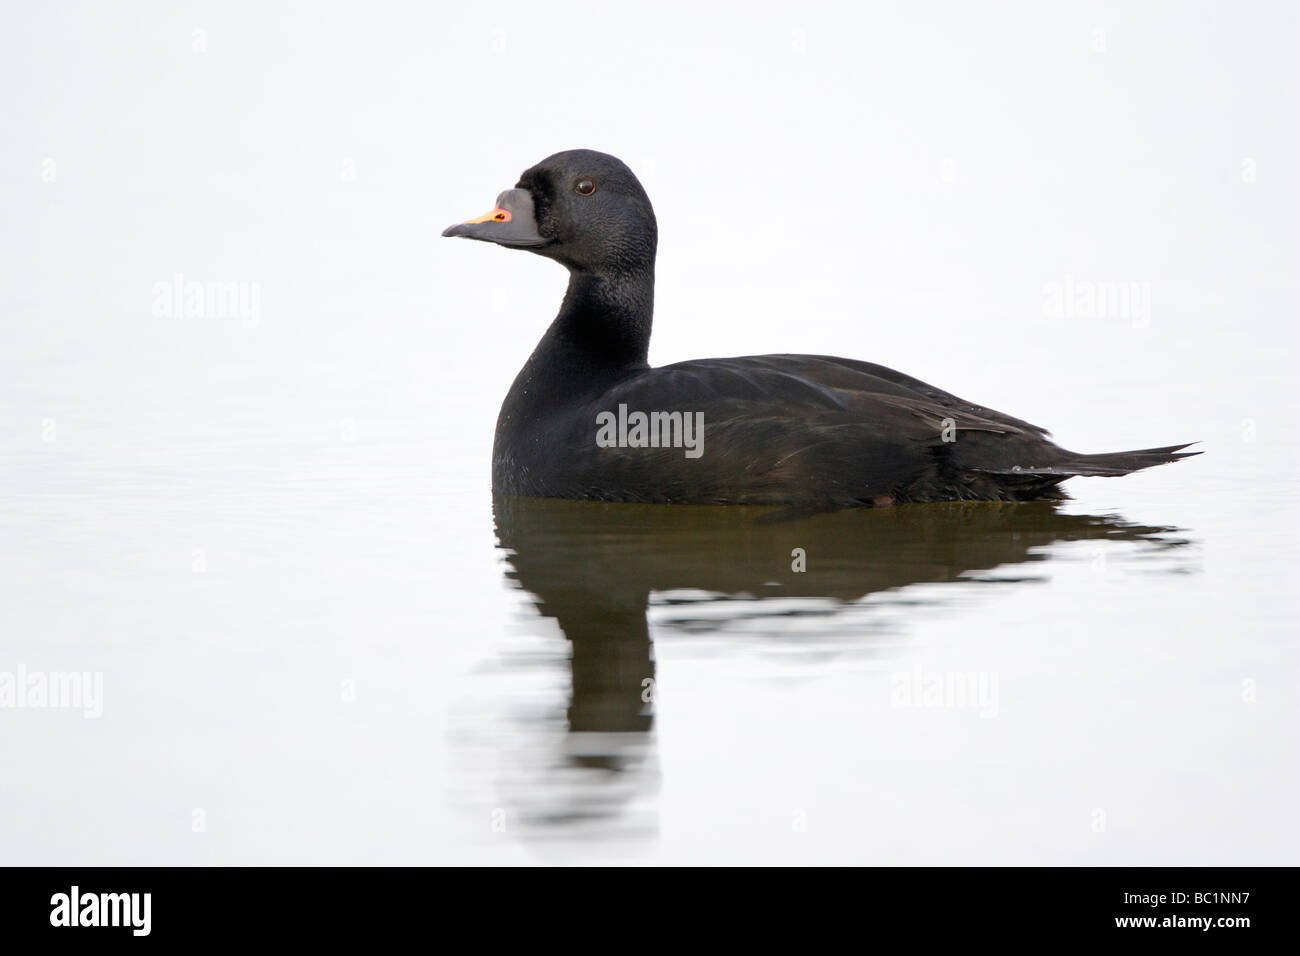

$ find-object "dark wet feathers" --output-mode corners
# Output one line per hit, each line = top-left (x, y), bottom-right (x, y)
(494, 353), (1197, 506)
(444, 148), (1198, 507)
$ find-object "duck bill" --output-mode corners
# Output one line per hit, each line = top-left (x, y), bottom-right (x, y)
(442, 188), (547, 247)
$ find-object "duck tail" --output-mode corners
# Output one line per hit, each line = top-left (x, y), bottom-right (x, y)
(990, 442), (1202, 478)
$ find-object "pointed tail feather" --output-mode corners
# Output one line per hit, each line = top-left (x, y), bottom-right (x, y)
(981, 442), (1202, 478)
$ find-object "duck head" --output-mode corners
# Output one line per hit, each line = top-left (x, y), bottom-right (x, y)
(443, 149), (658, 276)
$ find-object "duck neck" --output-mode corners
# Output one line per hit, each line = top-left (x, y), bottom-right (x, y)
(515, 267), (654, 404)
(545, 267), (654, 373)
(496, 266), (655, 462)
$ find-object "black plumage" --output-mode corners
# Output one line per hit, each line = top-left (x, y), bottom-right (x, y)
(444, 149), (1198, 507)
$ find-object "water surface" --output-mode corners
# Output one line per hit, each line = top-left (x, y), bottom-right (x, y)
(3, 1), (1298, 866)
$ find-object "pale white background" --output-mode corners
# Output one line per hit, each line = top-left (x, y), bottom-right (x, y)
(2, 1), (1297, 864)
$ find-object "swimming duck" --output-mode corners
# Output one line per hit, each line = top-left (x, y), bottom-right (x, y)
(444, 149), (1197, 507)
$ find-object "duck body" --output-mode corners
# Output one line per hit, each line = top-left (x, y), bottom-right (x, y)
(493, 348), (1193, 507)
(446, 149), (1196, 507)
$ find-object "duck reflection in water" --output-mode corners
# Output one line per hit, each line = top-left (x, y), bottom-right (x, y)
(491, 495), (1188, 835)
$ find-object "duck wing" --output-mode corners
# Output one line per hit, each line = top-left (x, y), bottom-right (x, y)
(523, 354), (1197, 505)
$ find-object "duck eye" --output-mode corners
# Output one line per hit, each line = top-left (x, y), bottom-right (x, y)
(575, 178), (596, 196)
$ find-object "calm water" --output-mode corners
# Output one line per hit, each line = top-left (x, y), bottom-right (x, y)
(1, 334), (1296, 865)
(4, 1), (1298, 866)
